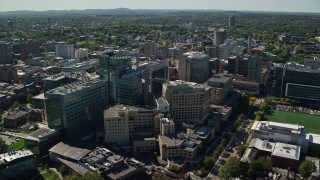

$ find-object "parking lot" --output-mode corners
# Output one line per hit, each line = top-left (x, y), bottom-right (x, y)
(0, 134), (18, 145)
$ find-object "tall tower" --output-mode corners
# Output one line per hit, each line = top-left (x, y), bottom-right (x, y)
(214, 28), (227, 46)
(229, 16), (236, 27)
(248, 32), (253, 55)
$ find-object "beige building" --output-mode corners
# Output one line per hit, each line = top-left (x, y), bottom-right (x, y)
(104, 105), (159, 145)
(206, 74), (233, 104)
(178, 52), (209, 84)
(133, 137), (158, 154)
(154, 114), (175, 135)
(163, 80), (211, 124)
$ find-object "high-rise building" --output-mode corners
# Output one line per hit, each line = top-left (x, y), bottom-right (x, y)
(55, 43), (74, 59)
(229, 16), (236, 27)
(0, 64), (17, 83)
(178, 52), (210, 84)
(247, 55), (262, 82)
(207, 74), (233, 104)
(75, 48), (88, 61)
(19, 41), (40, 60)
(205, 46), (219, 58)
(227, 55), (249, 76)
(214, 28), (227, 46)
(45, 78), (108, 139)
(99, 50), (143, 105)
(143, 42), (157, 59)
(104, 105), (159, 145)
(0, 42), (12, 64)
(163, 80), (211, 124)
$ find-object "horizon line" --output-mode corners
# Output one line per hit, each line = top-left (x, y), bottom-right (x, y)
(0, 8), (319, 14)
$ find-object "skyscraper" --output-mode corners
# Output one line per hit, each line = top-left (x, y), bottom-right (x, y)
(229, 16), (236, 27)
(20, 41), (40, 60)
(248, 32), (253, 55)
(247, 55), (262, 82)
(0, 42), (12, 65)
(143, 42), (157, 59)
(178, 52), (210, 84)
(214, 28), (227, 46)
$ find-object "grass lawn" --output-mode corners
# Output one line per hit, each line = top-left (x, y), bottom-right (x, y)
(9, 138), (25, 150)
(264, 110), (320, 134)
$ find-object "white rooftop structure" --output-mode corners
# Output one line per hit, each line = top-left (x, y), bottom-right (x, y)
(272, 142), (301, 161)
(0, 150), (34, 164)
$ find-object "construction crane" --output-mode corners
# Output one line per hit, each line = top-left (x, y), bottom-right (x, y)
(178, 157), (189, 180)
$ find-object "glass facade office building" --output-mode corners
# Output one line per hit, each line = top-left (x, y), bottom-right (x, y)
(45, 79), (108, 139)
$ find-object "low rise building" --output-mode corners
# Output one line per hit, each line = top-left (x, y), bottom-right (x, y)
(0, 150), (37, 180)
(49, 143), (145, 179)
(4, 110), (31, 128)
(251, 121), (308, 153)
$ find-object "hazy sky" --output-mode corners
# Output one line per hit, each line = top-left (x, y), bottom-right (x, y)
(0, 0), (319, 13)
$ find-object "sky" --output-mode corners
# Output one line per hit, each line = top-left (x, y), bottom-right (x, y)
(0, 0), (319, 13)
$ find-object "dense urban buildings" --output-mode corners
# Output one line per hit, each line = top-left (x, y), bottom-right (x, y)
(0, 42), (12, 64)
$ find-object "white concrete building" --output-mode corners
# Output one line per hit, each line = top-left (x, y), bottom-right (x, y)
(75, 48), (88, 61)
(55, 43), (74, 59)
(251, 121), (308, 153)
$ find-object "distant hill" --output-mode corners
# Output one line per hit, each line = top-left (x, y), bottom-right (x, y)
(0, 8), (319, 17)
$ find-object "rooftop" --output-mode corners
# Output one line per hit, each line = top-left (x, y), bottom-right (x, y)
(272, 142), (301, 161)
(46, 78), (105, 96)
(0, 150), (34, 165)
(49, 142), (92, 161)
(249, 138), (275, 153)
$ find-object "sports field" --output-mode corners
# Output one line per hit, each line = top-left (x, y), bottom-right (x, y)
(264, 110), (320, 134)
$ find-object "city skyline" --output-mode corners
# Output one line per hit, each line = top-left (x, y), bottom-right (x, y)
(0, 0), (319, 13)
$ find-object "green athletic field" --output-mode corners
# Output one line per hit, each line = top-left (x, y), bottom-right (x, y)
(264, 110), (320, 134)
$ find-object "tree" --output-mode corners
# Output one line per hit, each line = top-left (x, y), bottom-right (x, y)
(168, 163), (181, 173)
(255, 111), (264, 120)
(26, 93), (33, 104)
(259, 102), (268, 111)
(218, 157), (241, 179)
(299, 161), (316, 179)
(0, 137), (8, 154)
(237, 144), (248, 157)
(11, 101), (20, 110)
(249, 96), (256, 107)
(59, 164), (69, 176)
(65, 172), (104, 180)
(248, 157), (272, 178)
(203, 156), (215, 170)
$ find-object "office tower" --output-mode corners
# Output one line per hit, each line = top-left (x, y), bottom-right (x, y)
(109, 71), (143, 105)
(20, 41), (40, 60)
(272, 63), (320, 101)
(207, 74), (233, 104)
(178, 52), (210, 84)
(214, 28), (227, 46)
(45, 78), (108, 139)
(154, 115), (175, 135)
(43, 72), (78, 92)
(75, 48), (88, 61)
(0, 42), (12, 64)
(99, 50), (143, 105)
(205, 46), (219, 58)
(247, 55), (262, 82)
(229, 16), (236, 27)
(227, 55), (249, 76)
(163, 80), (211, 124)
(0, 64), (17, 83)
(55, 43), (74, 59)
(248, 32), (253, 55)
(143, 42), (157, 59)
(104, 105), (159, 145)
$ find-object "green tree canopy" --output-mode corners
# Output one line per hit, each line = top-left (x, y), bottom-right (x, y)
(248, 157), (272, 178)
(0, 137), (8, 154)
(65, 172), (104, 180)
(299, 161), (316, 179)
(218, 157), (241, 179)
(259, 102), (268, 111)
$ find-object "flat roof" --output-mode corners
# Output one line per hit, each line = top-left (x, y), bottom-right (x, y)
(159, 135), (184, 147)
(307, 133), (320, 144)
(272, 142), (301, 161)
(249, 138), (274, 153)
(49, 142), (92, 161)
(0, 150), (34, 165)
